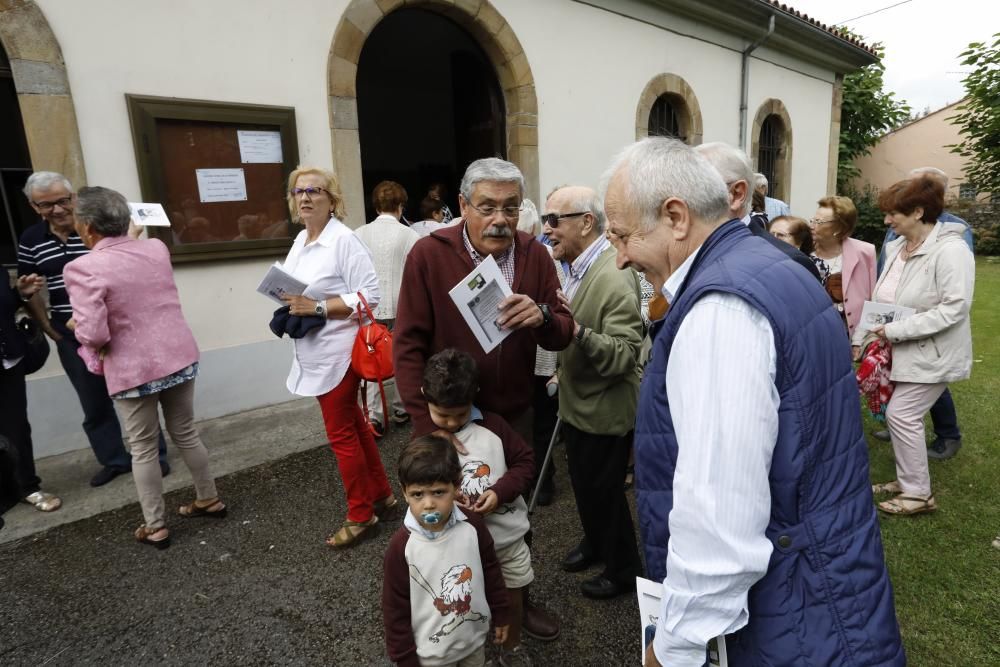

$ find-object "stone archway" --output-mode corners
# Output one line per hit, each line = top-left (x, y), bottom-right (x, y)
(635, 73), (703, 145)
(751, 98), (793, 203)
(328, 0), (537, 227)
(0, 1), (86, 187)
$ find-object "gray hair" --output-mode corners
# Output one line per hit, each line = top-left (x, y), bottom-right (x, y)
(459, 158), (525, 201)
(23, 171), (73, 199)
(516, 199), (540, 236)
(694, 142), (755, 217)
(74, 186), (132, 238)
(753, 172), (768, 192)
(548, 185), (607, 233)
(602, 137), (731, 231)
(909, 166), (949, 187)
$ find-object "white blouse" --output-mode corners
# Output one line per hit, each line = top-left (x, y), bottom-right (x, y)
(282, 217), (380, 397)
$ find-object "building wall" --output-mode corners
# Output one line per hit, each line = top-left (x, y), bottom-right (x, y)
(853, 101), (972, 199)
(26, 0), (839, 457)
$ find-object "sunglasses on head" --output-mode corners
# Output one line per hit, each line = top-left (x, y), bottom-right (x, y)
(541, 211), (588, 228)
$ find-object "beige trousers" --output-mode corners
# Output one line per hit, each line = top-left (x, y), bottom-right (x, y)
(886, 381), (948, 497)
(114, 379), (217, 530)
(438, 644), (485, 667)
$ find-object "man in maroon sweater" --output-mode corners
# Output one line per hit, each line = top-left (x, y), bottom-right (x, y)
(394, 158), (572, 643)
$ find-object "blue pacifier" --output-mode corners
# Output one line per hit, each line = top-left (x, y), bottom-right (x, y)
(420, 511), (442, 525)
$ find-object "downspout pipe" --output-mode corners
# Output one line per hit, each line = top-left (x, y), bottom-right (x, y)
(739, 13), (775, 151)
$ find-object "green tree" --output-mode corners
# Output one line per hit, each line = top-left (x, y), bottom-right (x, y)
(950, 33), (1000, 195)
(836, 33), (910, 191)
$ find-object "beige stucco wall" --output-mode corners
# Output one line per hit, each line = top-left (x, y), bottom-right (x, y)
(852, 101), (973, 198)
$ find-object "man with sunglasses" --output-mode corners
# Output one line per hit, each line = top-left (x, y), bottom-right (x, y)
(394, 158), (572, 643)
(18, 172), (169, 488)
(543, 186), (643, 600)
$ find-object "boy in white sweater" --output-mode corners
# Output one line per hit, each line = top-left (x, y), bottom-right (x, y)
(421, 349), (538, 665)
(383, 435), (509, 667)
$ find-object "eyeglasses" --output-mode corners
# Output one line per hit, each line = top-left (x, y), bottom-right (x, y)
(468, 201), (523, 219)
(541, 211), (588, 228)
(807, 217), (835, 228)
(606, 226), (642, 247)
(289, 186), (329, 198)
(32, 196), (73, 212)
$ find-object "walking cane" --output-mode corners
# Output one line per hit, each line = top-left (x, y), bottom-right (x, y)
(528, 406), (561, 515)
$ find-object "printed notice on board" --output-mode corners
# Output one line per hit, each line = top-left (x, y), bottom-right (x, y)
(196, 168), (248, 203)
(237, 130), (283, 163)
(448, 254), (513, 354)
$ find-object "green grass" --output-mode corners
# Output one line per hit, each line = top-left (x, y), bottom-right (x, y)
(864, 256), (1000, 666)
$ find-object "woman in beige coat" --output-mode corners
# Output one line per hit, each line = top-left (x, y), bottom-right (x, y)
(855, 176), (975, 516)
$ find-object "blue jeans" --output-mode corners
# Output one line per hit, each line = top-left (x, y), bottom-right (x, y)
(53, 326), (167, 470)
(929, 388), (962, 440)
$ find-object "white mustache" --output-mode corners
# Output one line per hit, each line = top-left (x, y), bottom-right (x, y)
(482, 225), (512, 239)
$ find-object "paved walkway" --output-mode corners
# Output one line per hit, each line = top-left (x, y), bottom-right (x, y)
(0, 400), (641, 665)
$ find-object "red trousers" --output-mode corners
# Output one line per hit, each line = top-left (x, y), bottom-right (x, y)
(317, 367), (392, 522)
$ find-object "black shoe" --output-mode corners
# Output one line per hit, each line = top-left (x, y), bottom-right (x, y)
(872, 429), (891, 442)
(90, 466), (127, 487)
(580, 575), (632, 600)
(561, 546), (597, 573)
(927, 438), (961, 460)
(160, 460), (171, 477)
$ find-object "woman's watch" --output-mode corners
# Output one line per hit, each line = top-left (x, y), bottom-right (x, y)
(314, 299), (327, 318)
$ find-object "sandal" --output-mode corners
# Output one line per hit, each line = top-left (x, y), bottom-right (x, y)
(178, 498), (227, 519)
(134, 524), (171, 550)
(374, 495), (402, 520)
(326, 515), (378, 549)
(872, 480), (902, 495)
(878, 494), (937, 516)
(23, 491), (62, 512)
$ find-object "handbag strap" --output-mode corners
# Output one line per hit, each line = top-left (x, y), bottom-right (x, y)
(356, 291), (377, 325)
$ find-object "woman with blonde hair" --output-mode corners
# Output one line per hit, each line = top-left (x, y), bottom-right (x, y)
(279, 167), (395, 547)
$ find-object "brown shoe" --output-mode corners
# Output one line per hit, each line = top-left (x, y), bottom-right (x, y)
(325, 515), (378, 549)
(522, 601), (560, 641)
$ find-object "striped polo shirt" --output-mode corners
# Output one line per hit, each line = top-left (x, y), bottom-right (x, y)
(17, 221), (89, 321)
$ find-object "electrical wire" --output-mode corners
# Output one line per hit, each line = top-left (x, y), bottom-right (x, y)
(837, 0), (914, 24)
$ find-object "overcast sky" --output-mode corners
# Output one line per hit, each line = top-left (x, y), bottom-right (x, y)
(781, 0), (1000, 113)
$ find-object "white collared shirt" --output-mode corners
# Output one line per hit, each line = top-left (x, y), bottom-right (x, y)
(654, 247), (780, 666)
(564, 235), (610, 300)
(283, 217), (380, 397)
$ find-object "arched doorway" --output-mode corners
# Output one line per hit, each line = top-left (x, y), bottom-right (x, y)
(0, 42), (35, 266)
(356, 7), (505, 222)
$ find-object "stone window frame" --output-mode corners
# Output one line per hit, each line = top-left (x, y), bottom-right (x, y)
(751, 99), (793, 203)
(635, 73), (703, 145)
(0, 1), (86, 189)
(328, 0), (538, 228)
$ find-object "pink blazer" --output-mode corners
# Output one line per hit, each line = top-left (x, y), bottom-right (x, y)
(841, 236), (877, 338)
(63, 237), (199, 395)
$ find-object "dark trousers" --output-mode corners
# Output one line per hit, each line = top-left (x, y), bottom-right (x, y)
(930, 388), (961, 440)
(530, 375), (558, 489)
(563, 421), (642, 585)
(0, 361), (40, 499)
(54, 331), (167, 470)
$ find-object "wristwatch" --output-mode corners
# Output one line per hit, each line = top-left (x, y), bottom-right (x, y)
(314, 299), (326, 317)
(575, 325), (589, 343)
(537, 303), (553, 327)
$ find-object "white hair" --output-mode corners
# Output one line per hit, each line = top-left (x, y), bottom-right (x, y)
(516, 199), (540, 235)
(547, 186), (607, 233)
(459, 158), (524, 201)
(694, 142), (755, 217)
(909, 166), (949, 187)
(753, 172), (768, 192)
(23, 171), (73, 199)
(601, 137), (730, 232)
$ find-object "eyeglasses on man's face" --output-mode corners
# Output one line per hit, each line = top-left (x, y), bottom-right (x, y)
(605, 225), (642, 247)
(541, 211), (588, 229)
(468, 201), (523, 220)
(32, 196), (74, 212)
(289, 186), (329, 198)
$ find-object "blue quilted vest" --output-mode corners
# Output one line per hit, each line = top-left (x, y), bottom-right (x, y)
(635, 220), (904, 666)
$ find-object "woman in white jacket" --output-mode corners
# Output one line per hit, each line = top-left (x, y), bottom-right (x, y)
(856, 176), (975, 516)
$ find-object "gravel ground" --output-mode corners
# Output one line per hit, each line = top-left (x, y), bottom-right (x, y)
(0, 425), (642, 666)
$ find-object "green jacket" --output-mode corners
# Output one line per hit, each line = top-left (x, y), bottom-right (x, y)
(557, 247), (643, 436)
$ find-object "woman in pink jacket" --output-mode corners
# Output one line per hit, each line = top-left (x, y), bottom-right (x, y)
(64, 187), (225, 549)
(808, 196), (877, 338)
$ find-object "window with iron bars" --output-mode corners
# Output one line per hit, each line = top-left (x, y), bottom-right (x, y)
(648, 95), (687, 143)
(758, 115), (783, 199)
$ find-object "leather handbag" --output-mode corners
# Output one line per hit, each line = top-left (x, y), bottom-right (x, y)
(350, 293), (393, 433)
(16, 317), (50, 375)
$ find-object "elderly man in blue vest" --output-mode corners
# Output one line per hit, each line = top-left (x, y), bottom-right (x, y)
(602, 137), (904, 667)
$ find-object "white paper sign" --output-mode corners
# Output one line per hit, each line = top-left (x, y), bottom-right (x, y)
(237, 130), (283, 164)
(636, 576), (728, 666)
(196, 168), (248, 203)
(447, 254), (513, 354)
(857, 301), (916, 338)
(256, 261), (307, 306)
(127, 202), (171, 227)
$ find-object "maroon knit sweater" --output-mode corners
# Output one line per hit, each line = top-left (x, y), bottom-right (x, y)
(394, 222), (573, 436)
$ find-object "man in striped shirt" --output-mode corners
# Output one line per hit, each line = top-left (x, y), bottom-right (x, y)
(18, 172), (168, 487)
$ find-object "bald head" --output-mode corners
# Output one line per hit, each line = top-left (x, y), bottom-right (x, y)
(909, 167), (948, 188)
(543, 185), (605, 262)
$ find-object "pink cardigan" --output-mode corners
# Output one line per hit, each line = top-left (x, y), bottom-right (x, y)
(841, 236), (877, 337)
(63, 237), (199, 395)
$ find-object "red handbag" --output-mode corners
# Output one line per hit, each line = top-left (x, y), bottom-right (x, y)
(351, 293), (393, 433)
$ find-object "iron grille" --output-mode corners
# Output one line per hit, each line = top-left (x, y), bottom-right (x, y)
(758, 115), (782, 198)
(648, 95), (686, 142)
